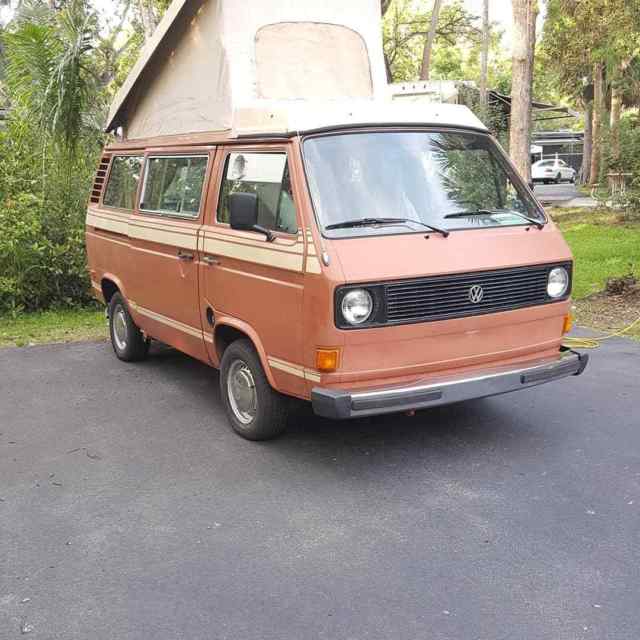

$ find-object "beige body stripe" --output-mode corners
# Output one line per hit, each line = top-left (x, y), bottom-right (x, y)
(305, 256), (322, 274)
(86, 211), (129, 235)
(216, 265), (304, 289)
(86, 231), (179, 261)
(202, 237), (304, 272)
(129, 224), (197, 251)
(202, 231), (302, 255)
(268, 357), (321, 383)
(129, 302), (212, 343)
(129, 301), (203, 340)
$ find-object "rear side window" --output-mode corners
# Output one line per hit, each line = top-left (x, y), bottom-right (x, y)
(217, 152), (298, 234)
(141, 156), (208, 217)
(103, 156), (143, 210)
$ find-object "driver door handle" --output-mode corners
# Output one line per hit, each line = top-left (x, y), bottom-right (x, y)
(177, 251), (195, 262)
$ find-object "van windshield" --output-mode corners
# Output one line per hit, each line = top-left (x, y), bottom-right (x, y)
(303, 130), (545, 238)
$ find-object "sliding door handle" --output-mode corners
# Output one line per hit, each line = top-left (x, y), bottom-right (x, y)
(177, 251), (195, 262)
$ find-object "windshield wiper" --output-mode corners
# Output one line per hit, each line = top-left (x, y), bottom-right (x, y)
(444, 209), (545, 230)
(325, 217), (449, 238)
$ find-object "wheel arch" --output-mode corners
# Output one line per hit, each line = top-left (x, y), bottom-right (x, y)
(101, 273), (128, 305)
(213, 317), (278, 389)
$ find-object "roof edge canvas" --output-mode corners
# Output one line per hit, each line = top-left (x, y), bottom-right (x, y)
(106, 0), (194, 132)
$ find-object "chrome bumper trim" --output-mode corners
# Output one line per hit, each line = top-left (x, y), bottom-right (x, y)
(311, 348), (589, 419)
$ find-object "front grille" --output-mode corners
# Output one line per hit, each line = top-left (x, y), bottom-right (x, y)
(384, 263), (571, 325)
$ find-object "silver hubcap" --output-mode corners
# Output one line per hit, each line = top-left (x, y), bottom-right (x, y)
(113, 306), (128, 351)
(227, 359), (257, 425)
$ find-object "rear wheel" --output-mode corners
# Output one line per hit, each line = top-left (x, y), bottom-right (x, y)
(220, 339), (288, 441)
(555, 173), (562, 184)
(108, 293), (150, 362)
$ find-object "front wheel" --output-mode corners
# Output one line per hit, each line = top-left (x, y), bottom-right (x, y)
(220, 339), (289, 441)
(108, 293), (150, 362)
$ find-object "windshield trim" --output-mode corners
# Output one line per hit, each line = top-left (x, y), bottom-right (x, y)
(299, 126), (547, 240)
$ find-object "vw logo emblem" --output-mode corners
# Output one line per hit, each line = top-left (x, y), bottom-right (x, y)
(469, 285), (484, 304)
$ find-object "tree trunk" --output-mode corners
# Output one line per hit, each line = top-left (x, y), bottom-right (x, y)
(610, 83), (622, 168)
(581, 100), (593, 184)
(509, 0), (538, 182)
(419, 0), (443, 82)
(479, 0), (489, 109)
(137, 0), (160, 41)
(590, 62), (604, 185)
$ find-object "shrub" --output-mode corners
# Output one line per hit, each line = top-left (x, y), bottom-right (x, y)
(0, 192), (94, 314)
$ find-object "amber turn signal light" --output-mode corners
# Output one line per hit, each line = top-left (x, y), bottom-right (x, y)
(316, 348), (340, 373)
(563, 314), (573, 334)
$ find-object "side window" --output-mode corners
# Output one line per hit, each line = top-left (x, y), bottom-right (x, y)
(140, 156), (208, 217)
(217, 152), (298, 234)
(103, 156), (143, 210)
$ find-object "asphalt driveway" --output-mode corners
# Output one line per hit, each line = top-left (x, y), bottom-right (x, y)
(1, 337), (639, 639)
(534, 182), (580, 203)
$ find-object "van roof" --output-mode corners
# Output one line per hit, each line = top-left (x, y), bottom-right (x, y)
(232, 101), (487, 137)
(106, 1), (486, 140)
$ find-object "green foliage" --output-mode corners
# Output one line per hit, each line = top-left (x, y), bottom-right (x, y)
(4, 0), (100, 151)
(0, 191), (93, 312)
(383, 0), (492, 83)
(0, 0), (104, 314)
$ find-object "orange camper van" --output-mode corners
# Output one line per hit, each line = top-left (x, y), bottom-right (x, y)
(86, 0), (588, 440)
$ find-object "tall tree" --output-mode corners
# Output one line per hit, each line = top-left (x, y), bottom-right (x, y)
(383, 0), (478, 83)
(419, 0), (443, 81)
(136, 0), (159, 40)
(542, 0), (640, 183)
(590, 61), (604, 182)
(479, 0), (489, 108)
(3, 0), (98, 151)
(581, 84), (593, 183)
(509, 0), (538, 182)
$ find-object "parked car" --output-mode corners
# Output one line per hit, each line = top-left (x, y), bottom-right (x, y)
(532, 159), (576, 184)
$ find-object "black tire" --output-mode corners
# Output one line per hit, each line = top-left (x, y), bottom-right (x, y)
(555, 173), (561, 184)
(108, 292), (150, 362)
(220, 339), (288, 441)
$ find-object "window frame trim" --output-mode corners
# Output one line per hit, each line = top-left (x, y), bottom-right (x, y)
(138, 153), (210, 220)
(101, 153), (145, 213)
(215, 148), (300, 237)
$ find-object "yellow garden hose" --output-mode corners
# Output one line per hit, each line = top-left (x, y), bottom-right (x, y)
(563, 316), (640, 349)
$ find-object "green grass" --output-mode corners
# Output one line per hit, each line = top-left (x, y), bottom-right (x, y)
(0, 308), (106, 348)
(551, 208), (640, 299)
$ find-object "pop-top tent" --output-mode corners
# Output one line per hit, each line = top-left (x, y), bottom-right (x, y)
(107, 0), (485, 140)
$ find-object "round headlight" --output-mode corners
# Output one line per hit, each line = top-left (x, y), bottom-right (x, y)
(341, 289), (373, 325)
(547, 267), (569, 298)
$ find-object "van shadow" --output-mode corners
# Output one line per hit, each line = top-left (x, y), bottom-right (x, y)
(138, 344), (535, 468)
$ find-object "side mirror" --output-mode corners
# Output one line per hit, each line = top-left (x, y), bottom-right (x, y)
(229, 192), (274, 241)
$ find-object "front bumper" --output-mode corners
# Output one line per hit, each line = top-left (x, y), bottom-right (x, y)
(311, 348), (589, 419)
